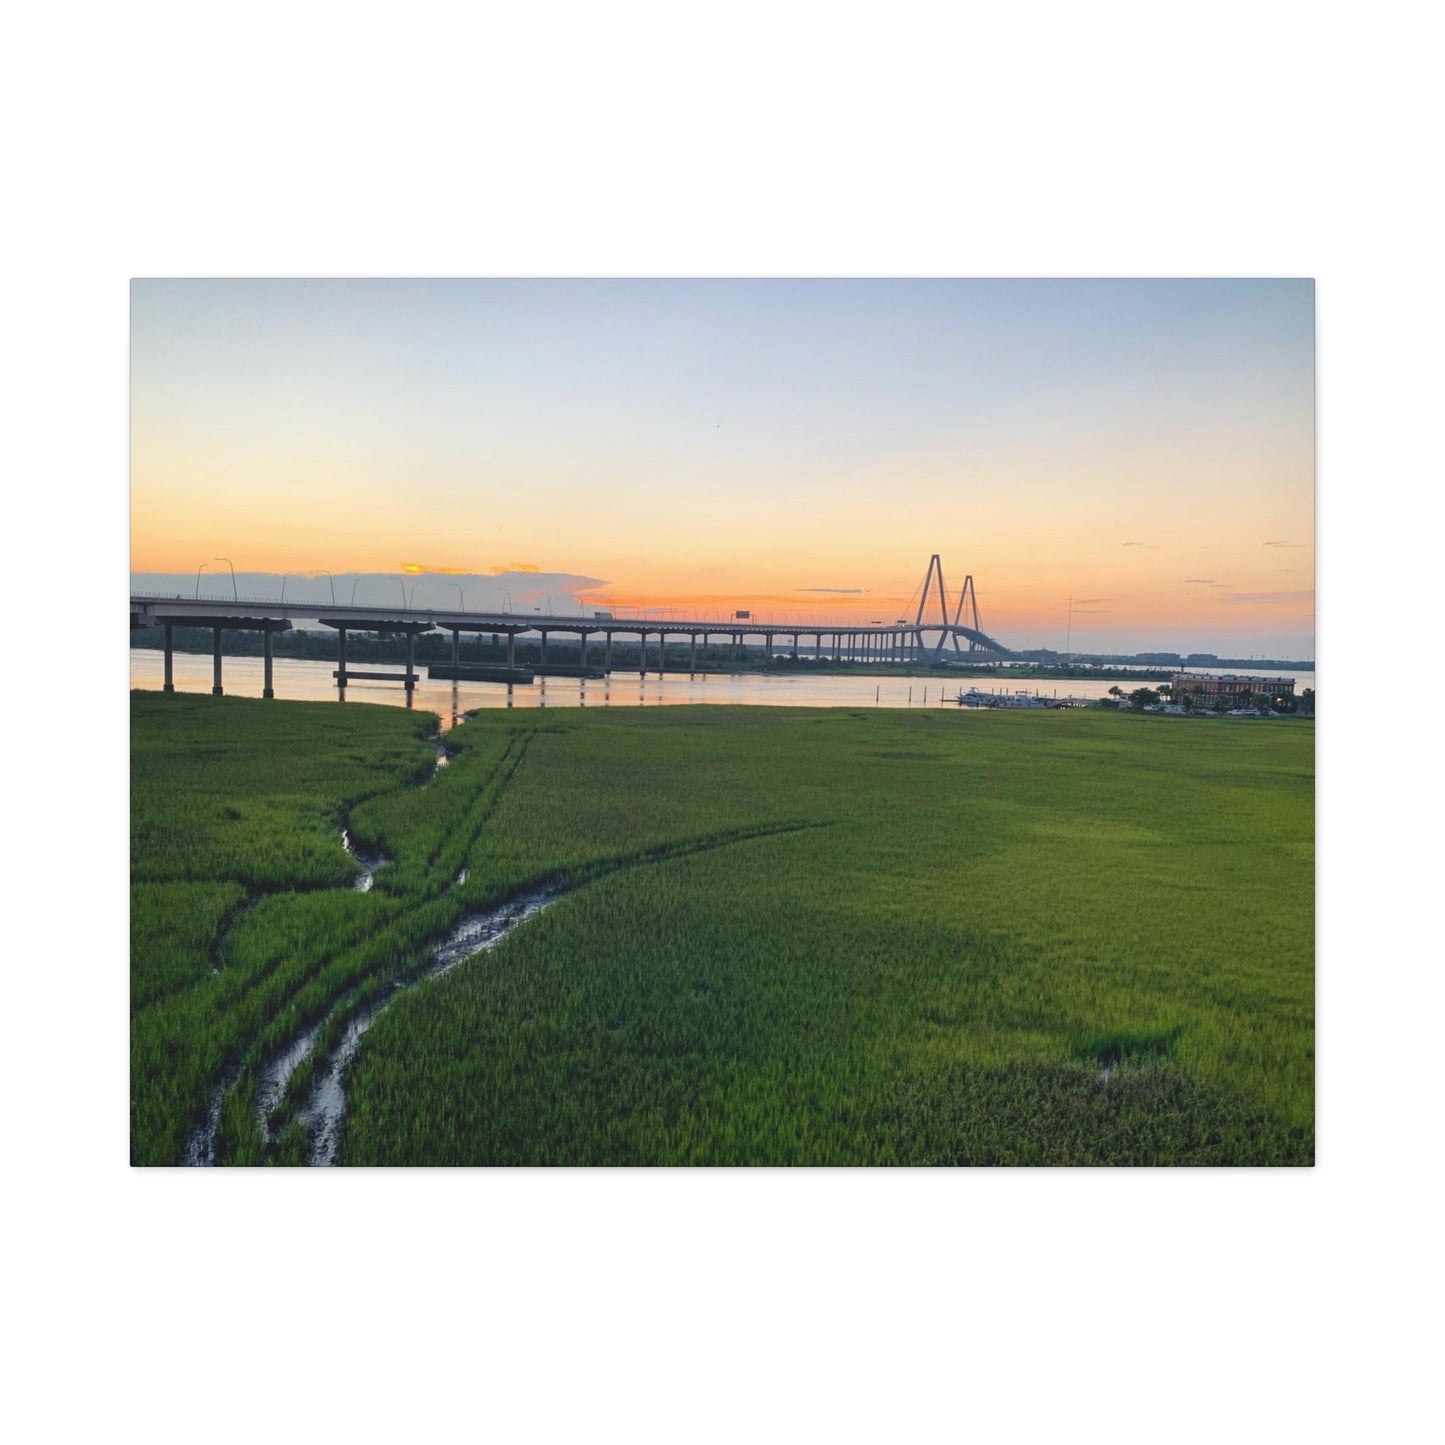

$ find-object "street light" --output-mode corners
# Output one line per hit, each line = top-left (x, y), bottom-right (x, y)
(397, 577), (408, 607)
(195, 561), (209, 597)
(279, 573), (291, 604)
(216, 558), (237, 601)
(317, 570), (336, 606)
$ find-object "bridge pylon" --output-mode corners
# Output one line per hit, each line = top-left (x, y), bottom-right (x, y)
(914, 554), (991, 662)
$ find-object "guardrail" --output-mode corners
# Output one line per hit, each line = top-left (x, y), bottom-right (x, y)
(131, 594), (954, 632)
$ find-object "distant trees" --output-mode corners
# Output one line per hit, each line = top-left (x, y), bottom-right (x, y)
(1128, 687), (1161, 710)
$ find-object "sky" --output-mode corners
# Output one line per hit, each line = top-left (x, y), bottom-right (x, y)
(131, 279), (1314, 656)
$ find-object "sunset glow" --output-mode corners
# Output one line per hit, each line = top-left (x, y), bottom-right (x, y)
(131, 279), (1314, 654)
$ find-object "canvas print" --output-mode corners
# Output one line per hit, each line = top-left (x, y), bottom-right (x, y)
(130, 278), (1314, 1166)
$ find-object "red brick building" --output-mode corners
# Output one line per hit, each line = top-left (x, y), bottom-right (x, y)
(1170, 672), (1296, 710)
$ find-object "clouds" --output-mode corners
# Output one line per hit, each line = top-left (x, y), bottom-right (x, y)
(130, 568), (609, 612)
(1263, 540), (1304, 548)
(1121, 542), (1161, 548)
(797, 586), (864, 593)
(1183, 579), (1230, 587)
(1223, 590), (1315, 605)
(397, 560), (552, 575)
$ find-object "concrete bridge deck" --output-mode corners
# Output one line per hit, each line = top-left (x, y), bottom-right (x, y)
(131, 569), (1012, 697)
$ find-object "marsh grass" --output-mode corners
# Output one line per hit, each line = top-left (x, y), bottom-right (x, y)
(131, 693), (1313, 1166)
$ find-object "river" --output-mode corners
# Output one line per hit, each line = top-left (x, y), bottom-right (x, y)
(130, 648), (1314, 725)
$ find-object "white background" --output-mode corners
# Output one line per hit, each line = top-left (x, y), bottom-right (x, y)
(4, 2), (1439, 1441)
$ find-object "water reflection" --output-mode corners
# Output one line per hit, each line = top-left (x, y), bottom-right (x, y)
(131, 649), (1315, 725)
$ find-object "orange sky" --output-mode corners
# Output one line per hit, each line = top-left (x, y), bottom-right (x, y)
(131, 279), (1314, 654)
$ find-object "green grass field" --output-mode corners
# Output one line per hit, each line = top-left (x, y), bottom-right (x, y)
(131, 691), (1313, 1166)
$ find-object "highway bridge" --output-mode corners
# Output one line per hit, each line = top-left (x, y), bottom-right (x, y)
(130, 555), (1012, 696)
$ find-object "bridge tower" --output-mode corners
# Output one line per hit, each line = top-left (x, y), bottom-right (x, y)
(914, 554), (988, 662)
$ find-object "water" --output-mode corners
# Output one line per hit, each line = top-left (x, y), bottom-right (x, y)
(296, 885), (563, 1165)
(340, 828), (388, 891)
(131, 648), (1315, 719)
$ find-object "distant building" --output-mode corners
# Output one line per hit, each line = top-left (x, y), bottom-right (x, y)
(1171, 672), (1295, 710)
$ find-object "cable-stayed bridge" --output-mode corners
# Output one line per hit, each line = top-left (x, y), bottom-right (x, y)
(130, 554), (1012, 696)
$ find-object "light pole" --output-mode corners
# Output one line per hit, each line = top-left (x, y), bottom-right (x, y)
(279, 573), (291, 604)
(351, 575), (382, 607)
(502, 589), (513, 613)
(195, 561), (209, 597)
(397, 577), (407, 607)
(453, 583), (466, 611)
(317, 570), (336, 606)
(216, 558), (237, 601)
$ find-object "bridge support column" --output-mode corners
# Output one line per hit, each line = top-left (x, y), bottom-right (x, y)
(451, 629), (460, 668)
(263, 629), (275, 698)
(639, 631), (647, 678)
(580, 630), (589, 669)
(507, 631), (516, 671)
(657, 633), (665, 677)
(405, 630), (416, 691)
(690, 633), (697, 673)
(604, 631), (612, 673)
(337, 628), (348, 689)
(540, 631), (548, 668)
(163, 623), (174, 692)
(211, 627), (223, 695)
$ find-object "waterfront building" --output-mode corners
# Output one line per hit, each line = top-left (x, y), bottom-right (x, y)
(1170, 672), (1295, 710)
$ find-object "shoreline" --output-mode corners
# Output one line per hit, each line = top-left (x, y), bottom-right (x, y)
(129, 638), (1306, 688)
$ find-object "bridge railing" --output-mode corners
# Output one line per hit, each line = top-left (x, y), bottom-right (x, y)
(131, 594), (1005, 639)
